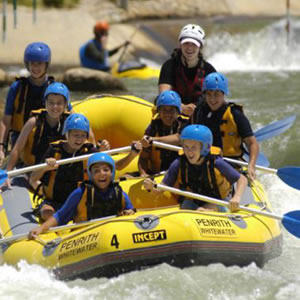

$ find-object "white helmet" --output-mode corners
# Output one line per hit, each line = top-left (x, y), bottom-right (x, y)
(178, 24), (205, 47)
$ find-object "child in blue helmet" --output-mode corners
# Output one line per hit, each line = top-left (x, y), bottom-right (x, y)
(144, 125), (247, 212)
(30, 113), (140, 221)
(5, 83), (72, 177)
(0, 43), (72, 166)
(29, 152), (135, 238)
(192, 72), (259, 180)
(138, 90), (189, 176)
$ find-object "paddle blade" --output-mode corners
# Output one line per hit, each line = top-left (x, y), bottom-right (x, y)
(255, 115), (296, 142)
(277, 167), (300, 190)
(243, 151), (270, 167)
(282, 210), (300, 238)
(0, 169), (8, 185)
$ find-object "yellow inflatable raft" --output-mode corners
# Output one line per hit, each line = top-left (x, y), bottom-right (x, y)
(0, 95), (283, 280)
(73, 94), (153, 148)
(111, 61), (160, 80)
(73, 94), (154, 177)
(0, 176), (282, 280)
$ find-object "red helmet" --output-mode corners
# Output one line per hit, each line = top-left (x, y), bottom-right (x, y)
(94, 21), (109, 36)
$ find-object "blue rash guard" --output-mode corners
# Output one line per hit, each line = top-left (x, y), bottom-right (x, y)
(53, 184), (133, 225)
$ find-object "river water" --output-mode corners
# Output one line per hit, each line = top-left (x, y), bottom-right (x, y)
(1, 17), (300, 300)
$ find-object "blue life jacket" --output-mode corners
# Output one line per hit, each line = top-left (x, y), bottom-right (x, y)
(79, 39), (109, 71)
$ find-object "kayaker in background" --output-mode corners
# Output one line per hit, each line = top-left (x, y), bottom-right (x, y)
(191, 72), (259, 180)
(28, 152), (135, 238)
(79, 21), (130, 71)
(144, 125), (248, 212)
(30, 113), (140, 221)
(158, 24), (216, 117)
(0, 42), (70, 166)
(138, 90), (188, 176)
(3, 83), (72, 189)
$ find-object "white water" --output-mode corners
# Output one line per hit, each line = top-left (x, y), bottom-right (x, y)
(206, 18), (300, 72)
(0, 176), (300, 300)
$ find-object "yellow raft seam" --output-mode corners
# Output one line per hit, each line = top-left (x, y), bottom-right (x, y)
(72, 94), (153, 108)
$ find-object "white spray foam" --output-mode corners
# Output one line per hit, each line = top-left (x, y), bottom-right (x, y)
(205, 19), (300, 72)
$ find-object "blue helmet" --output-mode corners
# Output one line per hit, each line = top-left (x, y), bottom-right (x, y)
(156, 90), (181, 113)
(24, 42), (51, 65)
(43, 82), (70, 107)
(181, 125), (213, 156)
(87, 152), (115, 182)
(62, 113), (90, 137)
(202, 72), (229, 96)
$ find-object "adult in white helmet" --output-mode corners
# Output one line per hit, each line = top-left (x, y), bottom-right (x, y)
(158, 24), (216, 117)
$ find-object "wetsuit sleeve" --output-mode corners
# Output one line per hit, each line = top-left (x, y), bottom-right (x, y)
(215, 157), (241, 184)
(53, 186), (84, 225)
(203, 60), (217, 75)
(5, 81), (20, 115)
(162, 157), (180, 186)
(122, 191), (134, 210)
(85, 41), (106, 62)
(108, 45), (122, 56)
(232, 108), (254, 138)
(158, 59), (175, 86)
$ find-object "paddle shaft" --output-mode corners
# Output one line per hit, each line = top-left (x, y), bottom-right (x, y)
(156, 183), (282, 221)
(152, 141), (277, 175)
(0, 214), (117, 246)
(118, 25), (140, 63)
(6, 146), (131, 178)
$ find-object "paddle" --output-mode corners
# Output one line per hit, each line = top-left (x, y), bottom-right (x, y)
(152, 141), (300, 191)
(118, 24), (140, 65)
(0, 146), (132, 185)
(254, 115), (296, 142)
(243, 114), (296, 167)
(155, 183), (300, 238)
(243, 151), (270, 167)
(0, 214), (117, 246)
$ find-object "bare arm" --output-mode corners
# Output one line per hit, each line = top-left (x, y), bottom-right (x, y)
(243, 135), (259, 180)
(28, 216), (58, 238)
(138, 148), (151, 176)
(158, 83), (172, 93)
(143, 178), (163, 195)
(30, 163), (53, 183)
(229, 173), (248, 212)
(115, 142), (142, 171)
(6, 117), (36, 171)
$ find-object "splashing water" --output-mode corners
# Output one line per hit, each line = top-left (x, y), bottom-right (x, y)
(206, 18), (300, 72)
